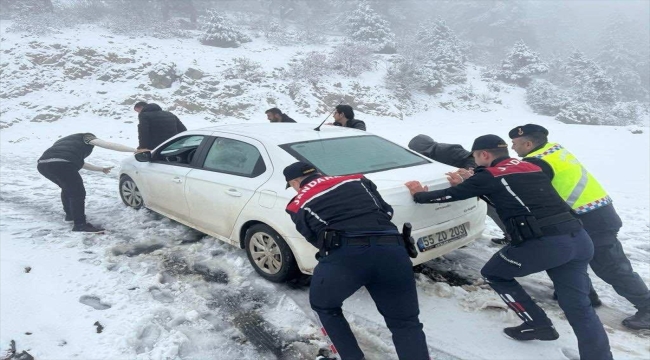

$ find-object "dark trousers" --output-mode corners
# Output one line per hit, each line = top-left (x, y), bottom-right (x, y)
(309, 241), (429, 360)
(481, 230), (612, 360)
(37, 162), (86, 225)
(580, 205), (650, 311)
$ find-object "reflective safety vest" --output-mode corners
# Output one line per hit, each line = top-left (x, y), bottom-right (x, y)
(528, 143), (611, 214)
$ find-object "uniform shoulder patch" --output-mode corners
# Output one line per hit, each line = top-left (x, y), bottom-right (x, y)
(486, 158), (541, 177)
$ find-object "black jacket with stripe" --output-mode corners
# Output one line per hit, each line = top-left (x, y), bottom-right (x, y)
(285, 174), (397, 247)
(413, 157), (571, 225)
(39, 133), (96, 170)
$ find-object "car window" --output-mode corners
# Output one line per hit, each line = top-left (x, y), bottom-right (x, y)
(202, 137), (266, 177)
(281, 135), (429, 175)
(155, 135), (205, 165)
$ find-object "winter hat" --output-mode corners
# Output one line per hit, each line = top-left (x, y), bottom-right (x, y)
(470, 135), (508, 152)
(283, 161), (318, 188)
(508, 124), (549, 139)
(408, 134), (436, 154)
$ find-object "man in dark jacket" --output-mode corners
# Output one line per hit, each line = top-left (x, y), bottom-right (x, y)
(408, 134), (476, 169)
(265, 107), (296, 123)
(285, 162), (429, 360)
(509, 124), (650, 330)
(405, 135), (612, 360)
(331, 105), (366, 131)
(408, 134), (510, 245)
(38, 133), (136, 233)
(137, 103), (187, 150)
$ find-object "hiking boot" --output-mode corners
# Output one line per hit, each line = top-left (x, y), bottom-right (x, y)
(622, 309), (650, 330)
(552, 290), (602, 308)
(491, 236), (510, 245)
(72, 223), (105, 233)
(504, 323), (559, 341)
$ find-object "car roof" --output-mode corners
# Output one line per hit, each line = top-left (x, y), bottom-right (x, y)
(197, 123), (370, 144)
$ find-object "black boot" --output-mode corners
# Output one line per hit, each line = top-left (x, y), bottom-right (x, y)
(504, 323), (559, 341)
(69, 196), (86, 226)
(589, 289), (602, 308)
(491, 235), (510, 245)
(72, 222), (105, 233)
(622, 309), (650, 330)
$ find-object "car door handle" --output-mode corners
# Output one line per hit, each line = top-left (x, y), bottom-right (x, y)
(172, 177), (182, 184)
(226, 188), (242, 197)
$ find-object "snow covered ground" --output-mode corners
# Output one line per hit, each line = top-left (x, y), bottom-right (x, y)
(1, 22), (649, 360)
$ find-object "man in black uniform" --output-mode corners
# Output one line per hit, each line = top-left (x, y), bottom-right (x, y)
(509, 124), (650, 330)
(265, 107), (297, 123)
(137, 103), (187, 151)
(284, 162), (428, 360)
(408, 134), (510, 245)
(331, 105), (366, 131)
(405, 135), (612, 360)
(38, 133), (137, 233)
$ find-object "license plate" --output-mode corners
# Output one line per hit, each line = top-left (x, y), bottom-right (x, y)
(417, 223), (469, 252)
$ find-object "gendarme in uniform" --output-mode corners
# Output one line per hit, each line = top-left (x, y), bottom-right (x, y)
(284, 161), (429, 360)
(406, 134), (612, 360)
(510, 123), (650, 330)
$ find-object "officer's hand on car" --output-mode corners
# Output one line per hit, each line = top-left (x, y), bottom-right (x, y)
(405, 180), (428, 195)
(102, 166), (114, 174)
(457, 168), (474, 179)
(445, 171), (465, 186)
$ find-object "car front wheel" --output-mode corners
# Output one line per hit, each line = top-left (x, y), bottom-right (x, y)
(119, 175), (143, 209)
(245, 224), (299, 283)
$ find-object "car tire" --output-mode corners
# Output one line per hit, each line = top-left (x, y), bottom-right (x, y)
(245, 224), (299, 283)
(119, 175), (144, 209)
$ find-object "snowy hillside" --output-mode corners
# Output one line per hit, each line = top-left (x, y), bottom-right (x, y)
(1, 17), (650, 360)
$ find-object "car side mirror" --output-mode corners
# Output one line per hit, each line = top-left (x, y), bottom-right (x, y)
(134, 151), (151, 162)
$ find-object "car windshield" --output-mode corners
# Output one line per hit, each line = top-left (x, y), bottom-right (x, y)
(281, 135), (430, 175)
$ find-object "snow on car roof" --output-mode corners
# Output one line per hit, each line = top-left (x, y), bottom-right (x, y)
(198, 123), (370, 144)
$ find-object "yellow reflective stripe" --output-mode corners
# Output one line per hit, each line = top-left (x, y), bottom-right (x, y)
(566, 166), (588, 207)
(528, 143), (609, 211)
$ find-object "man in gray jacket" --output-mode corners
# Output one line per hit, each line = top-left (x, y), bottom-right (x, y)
(408, 134), (509, 244)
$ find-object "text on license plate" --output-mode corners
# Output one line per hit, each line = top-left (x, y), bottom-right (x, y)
(417, 223), (469, 252)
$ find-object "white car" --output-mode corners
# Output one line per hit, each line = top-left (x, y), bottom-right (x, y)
(119, 123), (486, 282)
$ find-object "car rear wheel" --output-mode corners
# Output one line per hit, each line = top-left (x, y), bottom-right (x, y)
(119, 175), (143, 209)
(245, 224), (299, 283)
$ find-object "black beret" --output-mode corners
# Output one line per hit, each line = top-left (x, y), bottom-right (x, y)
(508, 124), (549, 139)
(470, 134), (508, 152)
(283, 161), (318, 188)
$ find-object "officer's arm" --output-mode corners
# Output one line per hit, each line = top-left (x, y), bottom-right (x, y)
(362, 177), (394, 218)
(413, 172), (494, 203)
(448, 145), (474, 169)
(287, 209), (317, 244)
(523, 157), (554, 180)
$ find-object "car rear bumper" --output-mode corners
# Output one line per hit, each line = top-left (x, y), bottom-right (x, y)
(410, 200), (487, 265)
(286, 201), (487, 274)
